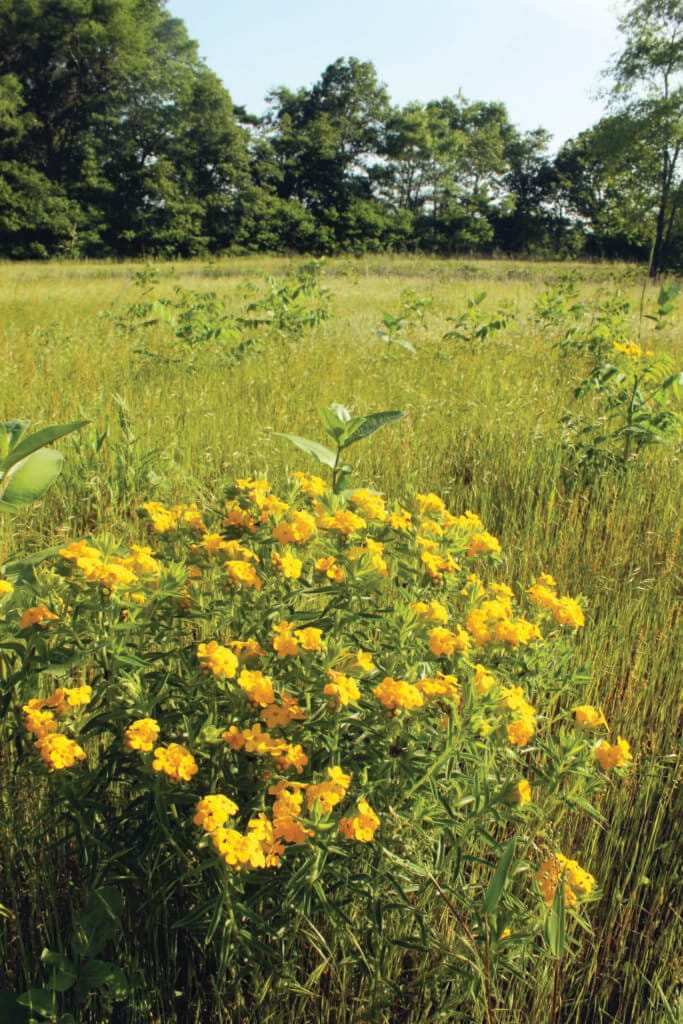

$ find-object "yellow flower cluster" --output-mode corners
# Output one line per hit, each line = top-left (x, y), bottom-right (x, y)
(339, 799), (380, 842)
(467, 598), (541, 648)
(272, 509), (317, 545)
(613, 340), (652, 361)
(124, 718), (160, 752)
(527, 575), (585, 630)
(536, 852), (596, 907)
(152, 743), (199, 782)
(60, 540), (161, 593)
(212, 815), (282, 870)
(142, 501), (206, 533)
(417, 673), (460, 701)
(23, 687), (93, 757)
(197, 640), (239, 679)
(500, 686), (536, 747)
(316, 508), (367, 537)
(193, 794), (239, 832)
(373, 676), (424, 712)
(223, 723), (309, 774)
(292, 471), (328, 497)
(315, 555), (346, 583)
(36, 733), (87, 770)
(349, 489), (387, 521)
(573, 705), (608, 729)
(324, 670), (361, 707)
(594, 737), (633, 770)
(428, 625), (471, 656)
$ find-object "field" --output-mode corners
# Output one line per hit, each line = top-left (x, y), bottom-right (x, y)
(0, 256), (680, 1024)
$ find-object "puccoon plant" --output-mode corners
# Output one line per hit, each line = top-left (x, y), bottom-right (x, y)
(0, 469), (633, 1021)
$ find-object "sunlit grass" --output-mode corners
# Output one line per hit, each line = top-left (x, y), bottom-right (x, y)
(0, 255), (680, 1023)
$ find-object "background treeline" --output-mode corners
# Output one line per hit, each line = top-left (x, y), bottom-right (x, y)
(1, 0), (681, 266)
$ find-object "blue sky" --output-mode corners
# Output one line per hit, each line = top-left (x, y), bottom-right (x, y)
(166, 0), (626, 149)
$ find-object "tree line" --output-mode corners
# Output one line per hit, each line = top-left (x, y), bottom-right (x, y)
(1, 0), (681, 272)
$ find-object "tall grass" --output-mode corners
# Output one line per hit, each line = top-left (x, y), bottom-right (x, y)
(0, 255), (680, 1022)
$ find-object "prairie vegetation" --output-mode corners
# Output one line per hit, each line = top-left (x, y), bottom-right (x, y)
(0, 256), (680, 1024)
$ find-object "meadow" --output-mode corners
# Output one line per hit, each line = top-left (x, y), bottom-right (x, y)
(0, 255), (680, 1024)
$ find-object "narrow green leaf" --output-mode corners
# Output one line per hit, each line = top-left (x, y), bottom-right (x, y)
(544, 879), (566, 959)
(483, 839), (516, 915)
(276, 433), (336, 469)
(340, 410), (405, 448)
(0, 449), (63, 508)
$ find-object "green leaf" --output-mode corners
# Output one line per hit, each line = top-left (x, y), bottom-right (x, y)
(0, 449), (63, 509)
(71, 887), (123, 959)
(276, 433), (336, 469)
(39, 951), (77, 993)
(317, 406), (347, 443)
(544, 879), (566, 959)
(0, 421), (88, 476)
(74, 961), (128, 1005)
(483, 839), (516, 915)
(1, 546), (62, 584)
(340, 410), (405, 448)
(15, 989), (56, 1019)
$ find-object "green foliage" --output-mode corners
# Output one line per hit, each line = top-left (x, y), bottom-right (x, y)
(279, 403), (405, 491)
(0, 467), (617, 1021)
(9, 887), (127, 1022)
(107, 260), (331, 367)
(0, 420), (87, 512)
(443, 291), (512, 344)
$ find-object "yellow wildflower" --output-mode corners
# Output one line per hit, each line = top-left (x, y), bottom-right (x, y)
(594, 737), (633, 770)
(20, 605), (58, 629)
(152, 743), (199, 782)
(193, 794), (239, 833)
(124, 718), (160, 752)
(536, 852), (596, 908)
(339, 799), (380, 842)
(373, 676), (424, 712)
(197, 640), (239, 679)
(271, 549), (303, 579)
(36, 733), (86, 770)
(573, 705), (608, 730)
(324, 670), (361, 707)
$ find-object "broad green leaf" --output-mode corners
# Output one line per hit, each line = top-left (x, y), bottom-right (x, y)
(340, 410), (405, 448)
(71, 887), (123, 959)
(39, 951), (77, 992)
(0, 421), (88, 476)
(483, 839), (516, 915)
(74, 961), (128, 1004)
(15, 989), (56, 1018)
(276, 433), (336, 469)
(0, 450), (63, 509)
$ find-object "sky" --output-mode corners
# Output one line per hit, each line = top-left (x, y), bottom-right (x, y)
(166, 0), (628, 150)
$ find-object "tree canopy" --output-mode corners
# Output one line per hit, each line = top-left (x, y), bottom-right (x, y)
(0, 0), (681, 265)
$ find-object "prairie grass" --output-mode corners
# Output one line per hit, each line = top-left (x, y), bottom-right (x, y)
(0, 255), (680, 1023)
